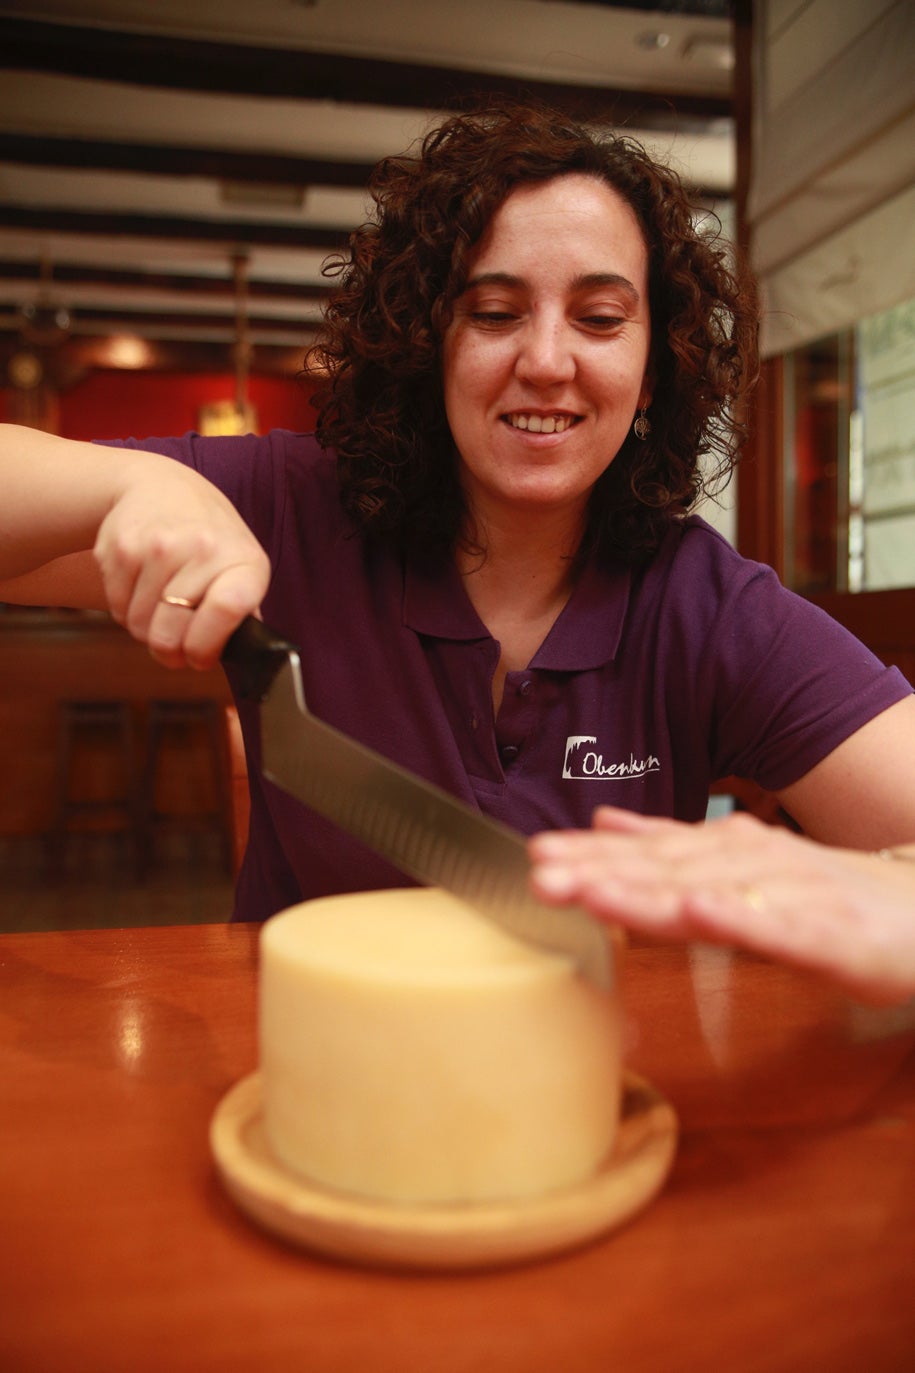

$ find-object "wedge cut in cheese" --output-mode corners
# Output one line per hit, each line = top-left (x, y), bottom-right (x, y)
(259, 888), (620, 1206)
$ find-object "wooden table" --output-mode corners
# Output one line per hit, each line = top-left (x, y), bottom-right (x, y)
(2, 923), (913, 1373)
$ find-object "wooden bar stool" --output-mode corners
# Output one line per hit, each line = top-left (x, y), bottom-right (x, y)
(51, 700), (140, 879)
(140, 700), (234, 875)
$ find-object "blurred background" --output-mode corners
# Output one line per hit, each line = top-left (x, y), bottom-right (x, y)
(0, 0), (912, 930)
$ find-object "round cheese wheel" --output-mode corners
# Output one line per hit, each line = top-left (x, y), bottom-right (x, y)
(259, 888), (620, 1206)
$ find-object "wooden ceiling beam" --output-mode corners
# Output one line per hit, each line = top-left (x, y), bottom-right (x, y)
(0, 133), (376, 191)
(11, 305), (314, 334)
(0, 16), (732, 126)
(0, 205), (348, 250)
(0, 259), (332, 301)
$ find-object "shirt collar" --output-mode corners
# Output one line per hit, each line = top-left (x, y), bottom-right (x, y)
(403, 549), (631, 670)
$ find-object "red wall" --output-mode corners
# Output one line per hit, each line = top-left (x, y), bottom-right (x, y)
(57, 370), (316, 441)
(0, 369), (317, 437)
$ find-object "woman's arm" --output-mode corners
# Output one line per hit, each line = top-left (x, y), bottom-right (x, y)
(0, 424), (270, 669)
(774, 696), (915, 848)
(0, 425), (125, 593)
(529, 805), (915, 1003)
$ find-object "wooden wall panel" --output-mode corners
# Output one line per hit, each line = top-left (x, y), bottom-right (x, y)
(0, 612), (230, 835)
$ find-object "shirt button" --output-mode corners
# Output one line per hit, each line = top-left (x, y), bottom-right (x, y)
(500, 744), (520, 765)
(518, 679), (533, 696)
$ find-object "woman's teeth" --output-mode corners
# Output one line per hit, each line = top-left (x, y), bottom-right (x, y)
(507, 413), (575, 434)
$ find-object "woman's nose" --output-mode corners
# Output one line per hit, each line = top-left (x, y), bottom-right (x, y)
(514, 316), (576, 387)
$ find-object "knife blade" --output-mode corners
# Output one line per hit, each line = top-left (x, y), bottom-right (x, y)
(223, 617), (612, 991)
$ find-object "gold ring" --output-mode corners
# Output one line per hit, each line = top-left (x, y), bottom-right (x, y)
(740, 885), (766, 913)
(161, 594), (198, 610)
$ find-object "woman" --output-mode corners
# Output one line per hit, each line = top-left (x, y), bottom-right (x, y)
(2, 101), (914, 931)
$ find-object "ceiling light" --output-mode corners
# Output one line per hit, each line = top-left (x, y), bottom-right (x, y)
(636, 32), (671, 51)
(105, 335), (155, 369)
(682, 36), (735, 71)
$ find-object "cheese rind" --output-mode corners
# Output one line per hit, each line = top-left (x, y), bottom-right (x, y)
(260, 888), (620, 1206)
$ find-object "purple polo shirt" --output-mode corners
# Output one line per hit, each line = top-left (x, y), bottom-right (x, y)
(105, 431), (912, 922)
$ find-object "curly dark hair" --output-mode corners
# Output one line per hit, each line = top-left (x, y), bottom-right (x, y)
(306, 99), (758, 563)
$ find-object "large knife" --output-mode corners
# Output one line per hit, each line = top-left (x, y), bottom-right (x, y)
(223, 617), (612, 991)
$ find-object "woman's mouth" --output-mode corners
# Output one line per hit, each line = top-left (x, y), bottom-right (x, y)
(503, 412), (580, 435)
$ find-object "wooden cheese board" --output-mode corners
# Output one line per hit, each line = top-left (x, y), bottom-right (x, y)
(210, 1070), (677, 1270)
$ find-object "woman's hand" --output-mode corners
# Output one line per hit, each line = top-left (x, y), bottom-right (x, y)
(94, 459), (271, 672)
(529, 806), (915, 1003)
(0, 426), (270, 670)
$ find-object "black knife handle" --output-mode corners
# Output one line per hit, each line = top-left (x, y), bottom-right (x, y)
(221, 615), (298, 702)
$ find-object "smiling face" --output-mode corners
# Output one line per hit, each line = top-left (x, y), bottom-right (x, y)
(442, 173), (652, 536)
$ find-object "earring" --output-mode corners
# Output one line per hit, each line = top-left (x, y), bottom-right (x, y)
(633, 407), (651, 440)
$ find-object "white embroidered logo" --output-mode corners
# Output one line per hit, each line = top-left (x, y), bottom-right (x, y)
(562, 735), (661, 781)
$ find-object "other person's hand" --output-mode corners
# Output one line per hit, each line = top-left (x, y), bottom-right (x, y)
(529, 806), (915, 1004)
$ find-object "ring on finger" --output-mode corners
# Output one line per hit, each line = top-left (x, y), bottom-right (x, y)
(739, 884), (766, 913)
(161, 594), (198, 610)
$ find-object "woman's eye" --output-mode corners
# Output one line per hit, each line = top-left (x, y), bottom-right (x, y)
(581, 314), (625, 330)
(471, 311), (516, 324)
